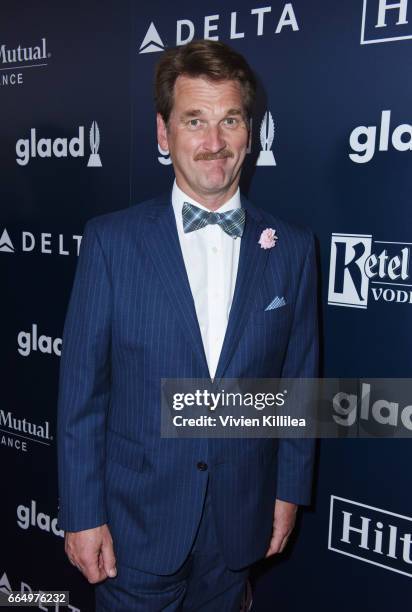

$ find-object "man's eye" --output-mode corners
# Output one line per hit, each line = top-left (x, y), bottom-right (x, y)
(224, 118), (238, 126)
(188, 119), (200, 127)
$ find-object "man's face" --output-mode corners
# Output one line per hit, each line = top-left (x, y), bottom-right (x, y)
(157, 75), (249, 206)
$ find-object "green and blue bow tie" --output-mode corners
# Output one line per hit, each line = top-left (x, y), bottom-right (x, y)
(182, 202), (245, 239)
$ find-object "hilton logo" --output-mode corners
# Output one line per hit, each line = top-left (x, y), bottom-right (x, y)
(329, 496), (412, 578)
(328, 233), (411, 309)
(361, 0), (412, 44)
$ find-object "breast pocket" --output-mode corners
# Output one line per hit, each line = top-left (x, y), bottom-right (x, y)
(250, 302), (292, 326)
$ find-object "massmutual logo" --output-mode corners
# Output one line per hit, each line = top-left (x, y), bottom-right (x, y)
(17, 499), (63, 538)
(0, 571), (81, 611)
(0, 228), (82, 256)
(17, 324), (62, 358)
(157, 109), (277, 167)
(328, 496), (412, 578)
(0, 37), (50, 88)
(0, 410), (52, 453)
(349, 110), (412, 164)
(15, 120), (102, 167)
(361, 0), (412, 45)
(139, 3), (299, 53)
(328, 233), (411, 309)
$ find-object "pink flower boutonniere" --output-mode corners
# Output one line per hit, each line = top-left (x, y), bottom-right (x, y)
(258, 228), (278, 250)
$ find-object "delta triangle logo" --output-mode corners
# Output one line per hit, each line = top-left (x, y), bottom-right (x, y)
(0, 229), (15, 253)
(139, 22), (165, 54)
(0, 572), (12, 594)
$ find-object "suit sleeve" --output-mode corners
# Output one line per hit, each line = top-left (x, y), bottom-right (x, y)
(57, 220), (112, 531)
(277, 231), (319, 505)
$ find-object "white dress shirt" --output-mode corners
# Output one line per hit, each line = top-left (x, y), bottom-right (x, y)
(172, 180), (241, 379)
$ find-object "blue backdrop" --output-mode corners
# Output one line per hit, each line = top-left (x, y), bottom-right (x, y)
(1, 1), (411, 610)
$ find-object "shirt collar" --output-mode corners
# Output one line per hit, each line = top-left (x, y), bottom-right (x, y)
(172, 180), (241, 232)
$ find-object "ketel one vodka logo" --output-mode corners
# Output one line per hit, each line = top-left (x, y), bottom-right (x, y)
(328, 496), (412, 578)
(328, 233), (411, 309)
(256, 111), (276, 166)
(15, 121), (102, 167)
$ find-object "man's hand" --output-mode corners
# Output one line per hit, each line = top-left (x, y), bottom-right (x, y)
(265, 499), (298, 558)
(65, 524), (117, 584)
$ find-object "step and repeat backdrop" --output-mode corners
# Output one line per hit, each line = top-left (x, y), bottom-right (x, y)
(1, 1), (411, 610)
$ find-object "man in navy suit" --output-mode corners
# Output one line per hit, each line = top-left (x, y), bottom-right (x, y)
(57, 40), (318, 611)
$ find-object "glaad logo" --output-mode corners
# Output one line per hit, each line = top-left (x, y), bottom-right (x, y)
(15, 121), (102, 167)
(0, 572), (81, 612)
(138, 4), (299, 53)
(17, 324), (62, 358)
(349, 110), (412, 163)
(0, 228), (82, 256)
(17, 500), (63, 538)
(361, 0), (412, 45)
(329, 496), (412, 578)
(88, 120), (102, 167)
(0, 38), (50, 88)
(328, 233), (411, 309)
(256, 111), (276, 166)
(333, 381), (412, 432)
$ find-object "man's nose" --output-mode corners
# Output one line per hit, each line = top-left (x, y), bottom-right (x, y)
(203, 124), (226, 152)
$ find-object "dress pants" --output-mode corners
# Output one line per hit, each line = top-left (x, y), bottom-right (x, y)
(95, 479), (249, 611)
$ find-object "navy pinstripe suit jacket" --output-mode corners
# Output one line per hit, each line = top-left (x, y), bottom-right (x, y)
(57, 193), (318, 574)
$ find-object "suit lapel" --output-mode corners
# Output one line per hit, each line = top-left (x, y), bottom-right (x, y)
(214, 198), (269, 379)
(142, 196), (209, 375)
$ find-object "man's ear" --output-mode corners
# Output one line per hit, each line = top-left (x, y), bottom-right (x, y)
(156, 113), (169, 152)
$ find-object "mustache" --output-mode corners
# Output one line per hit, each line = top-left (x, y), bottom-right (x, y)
(194, 149), (234, 161)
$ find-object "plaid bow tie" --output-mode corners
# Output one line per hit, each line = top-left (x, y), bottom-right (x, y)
(182, 202), (245, 239)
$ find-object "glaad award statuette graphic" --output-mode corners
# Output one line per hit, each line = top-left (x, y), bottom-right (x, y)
(256, 111), (276, 166)
(87, 120), (102, 167)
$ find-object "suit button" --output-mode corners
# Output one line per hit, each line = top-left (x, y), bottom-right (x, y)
(197, 461), (208, 471)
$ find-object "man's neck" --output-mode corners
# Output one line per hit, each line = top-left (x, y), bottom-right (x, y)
(175, 180), (239, 211)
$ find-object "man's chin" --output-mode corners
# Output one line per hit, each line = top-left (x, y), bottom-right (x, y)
(197, 172), (233, 193)
(196, 181), (231, 197)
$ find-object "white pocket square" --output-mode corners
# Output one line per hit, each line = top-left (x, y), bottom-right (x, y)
(265, 296), (286, 311)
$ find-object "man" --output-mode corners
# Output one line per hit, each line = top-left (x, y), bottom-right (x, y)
(57, 40), (318, 611)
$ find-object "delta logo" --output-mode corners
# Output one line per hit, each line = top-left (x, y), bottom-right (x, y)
(138, 3), (300, 53)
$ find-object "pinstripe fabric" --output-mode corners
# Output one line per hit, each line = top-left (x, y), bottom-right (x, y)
(57, 192), (318, 574)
